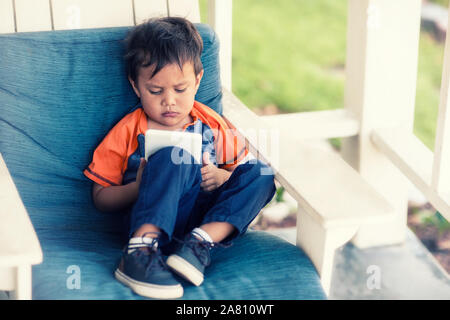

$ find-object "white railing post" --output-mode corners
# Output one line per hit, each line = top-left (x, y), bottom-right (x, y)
(341, 0), (422, 247)
(432, 5), (450, 196)
(0, 0), (15, 33)
(167, 0), (200, 23)
(207, 0), (232, 91)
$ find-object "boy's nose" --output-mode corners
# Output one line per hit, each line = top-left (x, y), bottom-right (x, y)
(162, 91), (176, 107)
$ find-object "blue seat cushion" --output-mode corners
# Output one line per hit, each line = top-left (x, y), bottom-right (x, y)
(32, 230), (326, 300)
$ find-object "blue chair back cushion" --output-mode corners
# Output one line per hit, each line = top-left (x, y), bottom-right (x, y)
(0, 25), (326, 300)
(0, 25), (221, 233)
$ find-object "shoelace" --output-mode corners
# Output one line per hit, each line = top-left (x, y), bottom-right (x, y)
(126, 232), (169, 275)
(174, 235), (232, 267)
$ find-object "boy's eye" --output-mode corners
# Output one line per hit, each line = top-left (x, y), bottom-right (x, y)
(149, 90), (162, 95)
(175, 88), (187, 93)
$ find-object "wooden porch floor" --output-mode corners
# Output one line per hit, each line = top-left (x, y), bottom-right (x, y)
(269, 227), (450, 299)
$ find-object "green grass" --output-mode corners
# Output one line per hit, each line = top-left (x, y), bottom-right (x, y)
(429, 0), (449, 7)
(200, 0), (447, 150)
(231, 0), (347, 113)
(415, 31), (445, 149)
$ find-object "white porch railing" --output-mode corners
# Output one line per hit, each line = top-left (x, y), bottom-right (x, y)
(258, 0), (450, 247)
(213, 0), (450, 256)
(344, 1), (450, 227)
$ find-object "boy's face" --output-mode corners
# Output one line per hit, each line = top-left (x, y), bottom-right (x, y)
(129, 62), (203, 130)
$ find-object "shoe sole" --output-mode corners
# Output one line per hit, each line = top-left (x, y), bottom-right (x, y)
(166, 254), (204, 286)
(114, 268), (183, 299)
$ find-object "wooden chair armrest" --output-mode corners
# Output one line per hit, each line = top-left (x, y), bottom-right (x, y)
(0, 153), (43, 299)
(221, 88), (395, 294)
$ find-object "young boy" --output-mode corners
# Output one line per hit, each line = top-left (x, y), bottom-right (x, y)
(83, 17), (276, 299)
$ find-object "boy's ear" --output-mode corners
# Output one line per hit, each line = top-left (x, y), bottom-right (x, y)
(195, 69), (204, 90)
(128, 76), (141, 98)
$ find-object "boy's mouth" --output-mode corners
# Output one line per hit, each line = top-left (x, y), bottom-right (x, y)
(162, 112), (179, 117)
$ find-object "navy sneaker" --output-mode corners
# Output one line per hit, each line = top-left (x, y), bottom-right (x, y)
(166, 233), (229, 286)
(114, 233), (183, 299)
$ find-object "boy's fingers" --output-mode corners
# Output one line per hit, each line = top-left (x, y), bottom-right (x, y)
(201, 174), (214, 183)
(201, 178), (213, 186)
(201, 166), (211, 174)
(200, 179), (215, 188)
(201, 164), (213, 175)
(136, 158), (147, 185)
(202, 171), (213, 179)
(137, 158), (147, 176)
(201, 183), (216, 192)
(202, 152), (210, 166)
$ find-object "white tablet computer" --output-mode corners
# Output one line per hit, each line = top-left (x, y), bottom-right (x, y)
(144, 129), (202, 164)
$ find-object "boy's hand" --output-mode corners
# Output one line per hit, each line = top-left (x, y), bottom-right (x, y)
(200, 152), (232, 192)
(136, 157), (147, 188)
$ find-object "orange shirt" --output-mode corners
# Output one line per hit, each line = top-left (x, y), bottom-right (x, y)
(84, 101), (248, 187)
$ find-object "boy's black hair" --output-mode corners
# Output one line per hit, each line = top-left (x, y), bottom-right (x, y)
(124, 17), (204, 83)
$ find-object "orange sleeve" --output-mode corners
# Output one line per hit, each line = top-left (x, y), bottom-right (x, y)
(83, 121), (129, 187)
